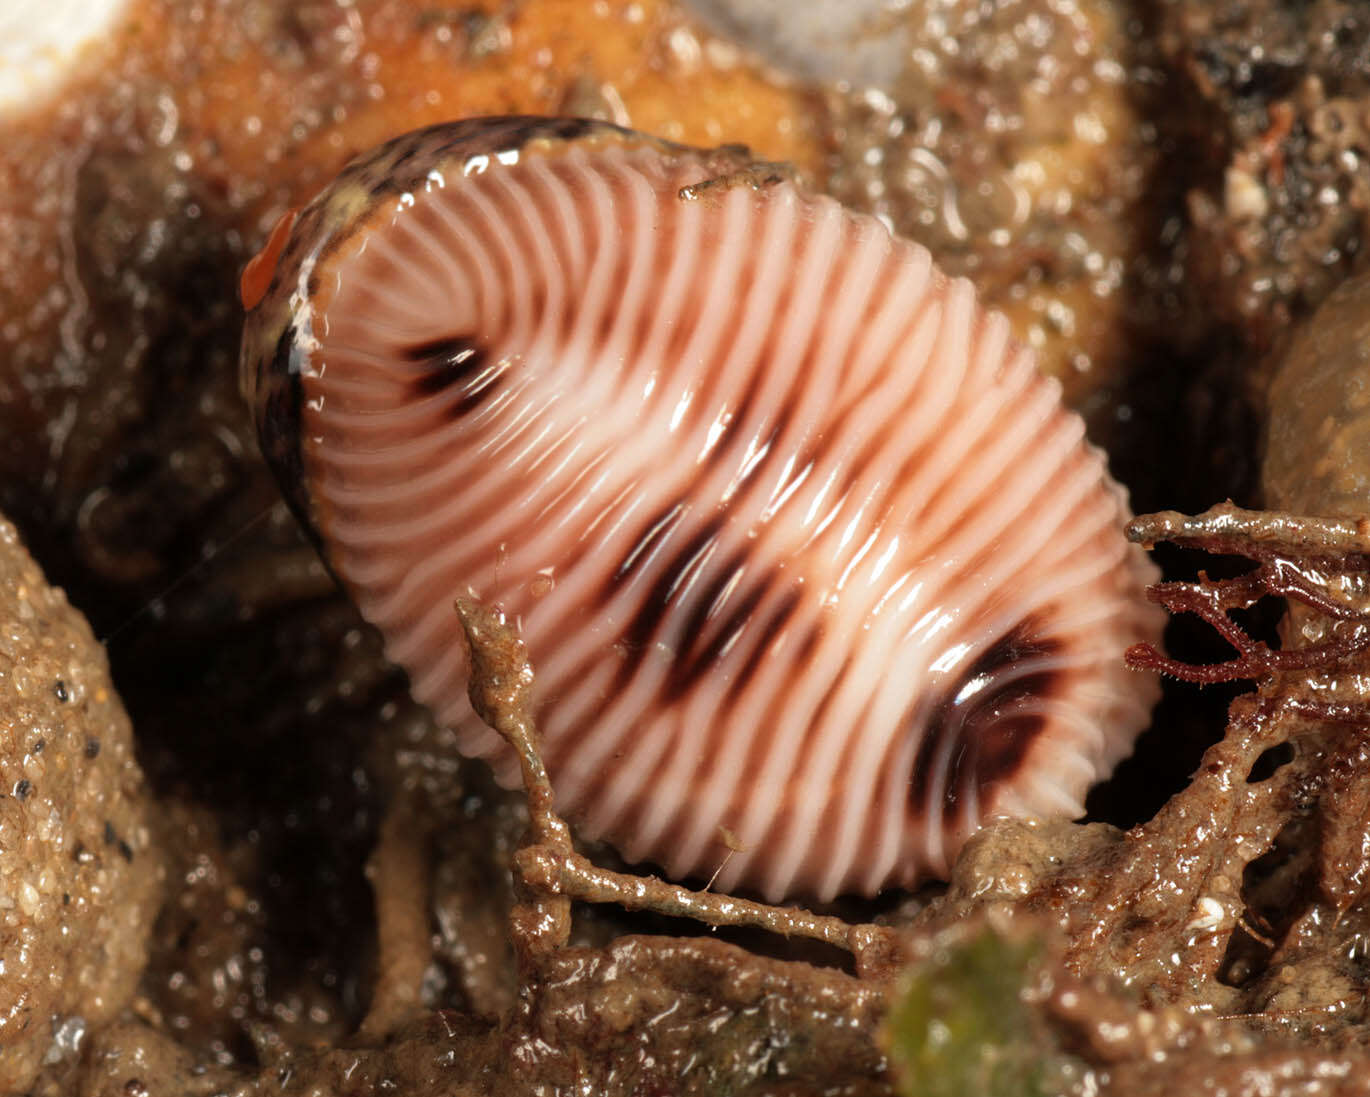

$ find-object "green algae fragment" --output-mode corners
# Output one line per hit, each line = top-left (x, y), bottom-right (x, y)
(884, 924), (1057, 1097)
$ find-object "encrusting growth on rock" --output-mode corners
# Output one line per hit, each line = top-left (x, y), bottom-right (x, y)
(0, 516), (164, 1093)
(929, 503), (1370, 1044)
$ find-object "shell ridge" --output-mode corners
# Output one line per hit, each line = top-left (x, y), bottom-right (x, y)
(564, 185), (803, 817)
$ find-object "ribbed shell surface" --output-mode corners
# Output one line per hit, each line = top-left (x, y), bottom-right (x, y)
(241, 117), (1162, 902)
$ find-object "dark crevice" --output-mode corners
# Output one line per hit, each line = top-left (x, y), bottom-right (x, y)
(1246, 740), (1296, 784)
(1218, 811), (1322, 988)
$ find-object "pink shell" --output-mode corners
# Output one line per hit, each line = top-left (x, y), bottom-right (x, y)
(241, 117), (1162, 902)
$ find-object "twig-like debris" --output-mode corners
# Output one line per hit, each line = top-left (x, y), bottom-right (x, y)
(454, 598), (571, 961)
(453, 598), (905, 979)
(515, 845), (899, 969)
(454, 600), (566, 851)
(1127, 504), (1370, 557)
(1124, 503), (1370, 684)
(676, 143), (801, 202)
(356, 788), (434, 1042)
(678, 158), (799, 201)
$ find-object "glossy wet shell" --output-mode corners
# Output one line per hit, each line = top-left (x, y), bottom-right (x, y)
(240, 116), (1162, 901)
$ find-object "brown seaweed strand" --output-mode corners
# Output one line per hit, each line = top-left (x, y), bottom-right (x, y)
(1124, 505), (1370, 684)
(454, 598), (572, 962)
(453, 598), (905, 979)
(356, 788), (435, 1042)
(1126, 504), (1370, 557)
(1277, 694), (1370, 723)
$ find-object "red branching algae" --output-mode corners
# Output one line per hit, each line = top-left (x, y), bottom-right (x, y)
(1124, 504), (1370, 685)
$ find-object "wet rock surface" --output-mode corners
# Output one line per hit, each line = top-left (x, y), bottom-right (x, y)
(1158, 0), (1370, 355)
(1264, 268), (1370, 518)
(819, 0), (1154, 402)
(0, 516), (162, 1093)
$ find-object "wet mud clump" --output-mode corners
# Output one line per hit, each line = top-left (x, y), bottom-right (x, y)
(0, 516), (162, 1093)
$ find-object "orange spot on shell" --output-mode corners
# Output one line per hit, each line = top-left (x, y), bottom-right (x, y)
(240, 209), (298, 311)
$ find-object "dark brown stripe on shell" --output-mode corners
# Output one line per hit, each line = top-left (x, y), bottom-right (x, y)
(907, 619), (1064, 818)
(402, 335), (488, 400)
(611, 498), (690, 586)
(712, 584), (805, 705)
(258, 325), (315, 540)
(615, 509), (729, 678)
(665, 555), (762, 701)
